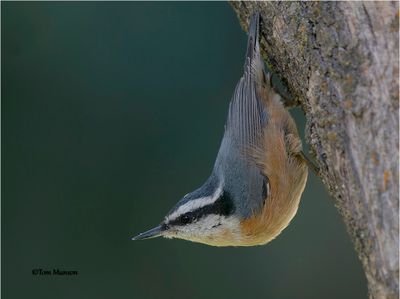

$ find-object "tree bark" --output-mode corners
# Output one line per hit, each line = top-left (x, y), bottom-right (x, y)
(230, 2), (399, 299)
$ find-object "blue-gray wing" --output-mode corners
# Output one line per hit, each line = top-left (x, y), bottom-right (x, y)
(213, 13), (269, 219)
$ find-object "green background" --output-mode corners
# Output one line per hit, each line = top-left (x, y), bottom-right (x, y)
(2, 2), (366, 299)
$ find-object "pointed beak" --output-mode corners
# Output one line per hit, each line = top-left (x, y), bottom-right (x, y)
(132, 225), (163, 241)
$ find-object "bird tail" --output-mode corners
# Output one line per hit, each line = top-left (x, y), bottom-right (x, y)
(245, 12), (260, 62)
(244, 12), (265, 84)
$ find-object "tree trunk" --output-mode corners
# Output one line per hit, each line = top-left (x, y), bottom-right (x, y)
(230, 2), (399, 299)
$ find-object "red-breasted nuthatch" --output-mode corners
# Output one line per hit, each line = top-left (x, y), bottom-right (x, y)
(132, 13), (308, 246)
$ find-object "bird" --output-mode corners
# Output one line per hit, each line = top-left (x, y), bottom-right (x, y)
(132, 12), (309, 246)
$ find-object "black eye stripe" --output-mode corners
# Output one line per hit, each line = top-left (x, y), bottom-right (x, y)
(218, 191), (235, 216)
(169, 190), (235, 226)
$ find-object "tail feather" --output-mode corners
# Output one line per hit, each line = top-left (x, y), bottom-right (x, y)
(245, 12), (260, 63)
(244, 12), (264, 86)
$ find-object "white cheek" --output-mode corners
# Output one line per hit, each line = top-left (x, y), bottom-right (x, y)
(164, 215), (241, 242)
(183, 215), (223, 234)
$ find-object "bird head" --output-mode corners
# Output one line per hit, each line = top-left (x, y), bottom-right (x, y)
(132, 179), (242, 246)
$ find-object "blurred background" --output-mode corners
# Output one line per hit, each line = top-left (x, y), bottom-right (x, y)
(2, 2), (366, 299)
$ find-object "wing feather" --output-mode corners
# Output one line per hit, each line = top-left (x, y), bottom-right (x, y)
(225, 12), (267, 151)
(213, 13), (270, 219)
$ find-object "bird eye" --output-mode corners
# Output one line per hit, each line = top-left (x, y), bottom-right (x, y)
(180, 214), (193, 224)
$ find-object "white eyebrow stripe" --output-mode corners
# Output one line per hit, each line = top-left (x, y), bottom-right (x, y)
(167, 185), (223, 222)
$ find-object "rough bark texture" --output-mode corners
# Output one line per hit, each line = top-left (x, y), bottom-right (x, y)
(230, 2), (399, 299)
